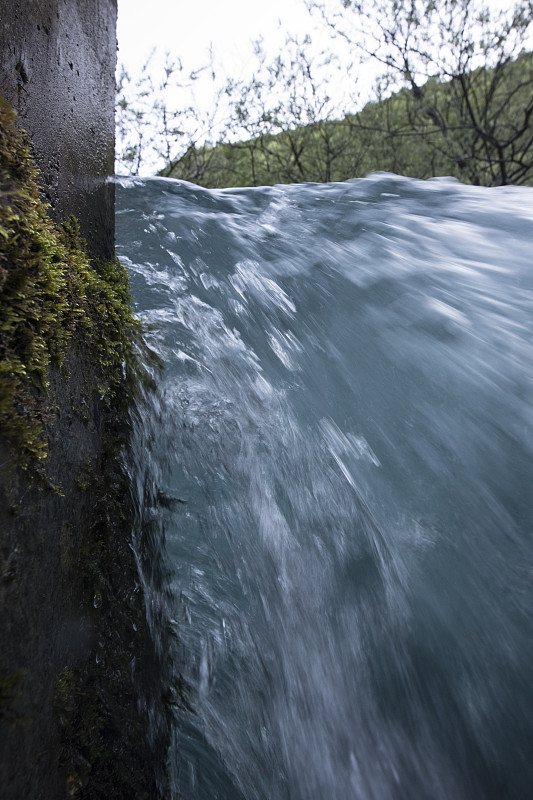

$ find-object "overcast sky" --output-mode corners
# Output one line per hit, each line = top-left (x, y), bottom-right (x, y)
(116, 0), (356, 172)
(116, 0), (527, 174)
(117, 0), (317, 81)
(117, 0), (525, 79)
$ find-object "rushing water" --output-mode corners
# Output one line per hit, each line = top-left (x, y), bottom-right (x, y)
(116, 174), (533, 800)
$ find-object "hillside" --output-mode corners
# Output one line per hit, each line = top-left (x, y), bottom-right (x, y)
(162, 51), (533, 188)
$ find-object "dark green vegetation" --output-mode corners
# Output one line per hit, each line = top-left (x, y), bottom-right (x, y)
(0, 96), (136, 468)
(163, 51), (533, 188)
(0, 98), (172, 798)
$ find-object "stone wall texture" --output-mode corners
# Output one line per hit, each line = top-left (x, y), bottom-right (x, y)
(0, 0), (117, 258)
(0, 4), (155, 799)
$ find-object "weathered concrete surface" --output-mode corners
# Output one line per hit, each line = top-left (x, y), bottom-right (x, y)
(0, 3), (171, 798)
(0, 349), (108, 800)
(0, 346), (170, 799)
(0, 0), (117, 259)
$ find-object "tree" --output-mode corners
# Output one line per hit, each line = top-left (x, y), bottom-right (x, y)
(115, 50), (231, 176)
(117, 1), (533, 187)
(165, 36), (365, 187)
(306, 0), (533, 185)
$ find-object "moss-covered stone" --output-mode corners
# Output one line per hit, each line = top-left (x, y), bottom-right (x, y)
(52, 454), (172, 800)
(0, 669), (30, 727)
(0, 97), (171, 798)
(0, 95), (136, 469)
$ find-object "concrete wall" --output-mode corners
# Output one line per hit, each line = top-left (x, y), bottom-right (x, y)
(0, 350), (113, 799)
(1, 2), (172, 794)
(0, 4), (171, 798)
(0, 0), (117, 259)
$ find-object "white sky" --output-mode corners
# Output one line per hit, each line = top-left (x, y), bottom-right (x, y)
(116, 0), (357, 171)
(116, 0), (530, 173)
(118, 0), (317, 82)
(117, 0), (524, 80)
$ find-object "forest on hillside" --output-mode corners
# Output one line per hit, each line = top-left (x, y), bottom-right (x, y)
(116, 0), (533, 187)
(161, 51), (533, 188)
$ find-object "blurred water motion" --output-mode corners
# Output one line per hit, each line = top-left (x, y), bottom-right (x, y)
(117, 174), (533, 800)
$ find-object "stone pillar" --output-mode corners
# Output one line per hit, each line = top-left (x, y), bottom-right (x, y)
(0, 4), (133, 798)
(0, 0), (117, 259)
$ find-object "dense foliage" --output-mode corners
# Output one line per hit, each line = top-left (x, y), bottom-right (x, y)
(162, 50), (533, 188)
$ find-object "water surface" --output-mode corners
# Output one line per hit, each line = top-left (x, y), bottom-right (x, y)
(117, 174), (533, 800)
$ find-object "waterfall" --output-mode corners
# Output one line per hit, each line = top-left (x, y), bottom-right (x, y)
(117, 174), (533, 800)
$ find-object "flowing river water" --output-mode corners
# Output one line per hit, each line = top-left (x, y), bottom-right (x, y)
(116, 174), (533, 800)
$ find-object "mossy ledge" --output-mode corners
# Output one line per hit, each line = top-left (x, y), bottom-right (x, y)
(0, 96), (135, 471)
(0, 97), (171, 797)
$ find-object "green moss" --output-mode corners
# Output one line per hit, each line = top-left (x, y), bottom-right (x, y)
(0, 96), (170, 797)
(0, 668), (31, 727)
(54, 667), (75, 711)
(0, 668), (25, 710)
(53, 457), (171, 799)
(0, 96), (137, 469)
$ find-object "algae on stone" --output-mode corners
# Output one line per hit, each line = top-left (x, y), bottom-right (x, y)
(0, 96), (137, 468)
(0, 95), (172, 798)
